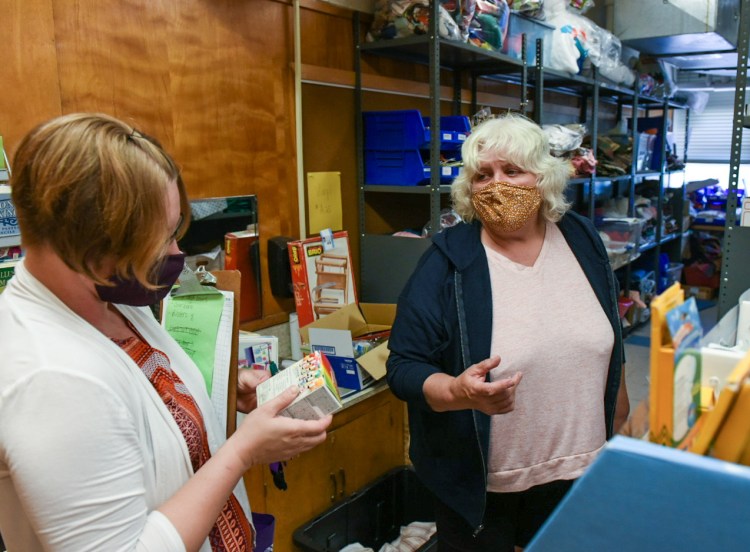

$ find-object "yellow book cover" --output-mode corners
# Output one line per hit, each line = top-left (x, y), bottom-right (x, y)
(689, 351), (750, 456)
(710, 379), (750, 462)
(648, 283), (684, 445)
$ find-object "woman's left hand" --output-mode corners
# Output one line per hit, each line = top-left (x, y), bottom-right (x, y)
(236, 368), (271, 413)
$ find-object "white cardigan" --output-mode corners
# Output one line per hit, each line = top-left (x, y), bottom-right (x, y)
(0, 261), (252, 552)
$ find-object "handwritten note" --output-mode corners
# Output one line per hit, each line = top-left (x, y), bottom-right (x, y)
(308, 171), (342, 234)
(164, 293), (225, 394)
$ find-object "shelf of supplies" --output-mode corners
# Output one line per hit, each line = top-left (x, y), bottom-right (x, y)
(660, 232), (681, 245)
(363, 184), (453, 194)
(639, 240), (657, 253)
(360, 36), (523, 72)
(691, 224), (726, 233)
(634, 171), (661, 179)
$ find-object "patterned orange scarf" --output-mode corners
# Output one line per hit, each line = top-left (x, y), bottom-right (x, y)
(115, 333), (254, 551)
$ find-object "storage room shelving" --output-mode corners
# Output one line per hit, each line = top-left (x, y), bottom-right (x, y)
(353, 6), (689, 308)
(719, 0), (750, 318)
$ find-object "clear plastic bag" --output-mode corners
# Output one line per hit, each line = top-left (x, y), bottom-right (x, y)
(543, 123), (587, 156)
(422, 208), (463, 237)
(368, 0), (468, 43)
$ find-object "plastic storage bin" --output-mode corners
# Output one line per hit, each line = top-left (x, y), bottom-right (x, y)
(365, 150), (461, 186)
(596, 217), (643, 269)
(293, 466), (437, 552)
(364, 110), (470, 151)
(501, 12), (554, 66)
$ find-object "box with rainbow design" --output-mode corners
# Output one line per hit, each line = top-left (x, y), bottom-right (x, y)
(256, 352), (341, 420)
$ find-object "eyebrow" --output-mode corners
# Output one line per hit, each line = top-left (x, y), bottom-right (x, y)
(168, 213), (184, 242)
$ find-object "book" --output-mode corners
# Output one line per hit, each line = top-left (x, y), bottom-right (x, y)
(256, 352), (341, 420)
(0, 259), (19, 293)
(689, 352), (750, 456)
(224, 228), (262, 323)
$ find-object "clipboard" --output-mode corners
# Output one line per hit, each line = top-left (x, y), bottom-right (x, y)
(211, 270), (241, 438)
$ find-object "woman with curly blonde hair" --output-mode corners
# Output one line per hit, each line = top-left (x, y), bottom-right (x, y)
(387, 112), (629, 551)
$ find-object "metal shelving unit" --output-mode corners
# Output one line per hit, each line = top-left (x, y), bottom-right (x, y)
(719, 1), (750, 317)
(353, 11), (689, 304)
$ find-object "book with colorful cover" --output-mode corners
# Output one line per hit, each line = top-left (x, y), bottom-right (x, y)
(256, 351), (341, 420)
(0, 259), (19, 293)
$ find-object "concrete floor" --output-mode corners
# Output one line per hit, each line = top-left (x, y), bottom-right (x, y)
(623, 302), (719, 413)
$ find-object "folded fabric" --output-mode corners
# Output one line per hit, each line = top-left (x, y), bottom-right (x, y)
(380, 521), (437, 552)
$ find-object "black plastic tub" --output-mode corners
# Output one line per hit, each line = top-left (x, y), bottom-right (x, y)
(292, 466), (437, 552)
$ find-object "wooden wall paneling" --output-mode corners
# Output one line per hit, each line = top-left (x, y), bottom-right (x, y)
(166, 0), (299, 326)
(0, 0), (62, 155)
(51, 0), (175, 146)
(4, 0), (300, 327)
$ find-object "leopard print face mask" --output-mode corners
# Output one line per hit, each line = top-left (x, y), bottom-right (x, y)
(471, 181), (542, 233)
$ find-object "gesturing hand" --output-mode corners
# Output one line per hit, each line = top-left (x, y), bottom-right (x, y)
(448, 356), (522, 415)
(231, 386), (332, 468)
(236, 368), (271, 414)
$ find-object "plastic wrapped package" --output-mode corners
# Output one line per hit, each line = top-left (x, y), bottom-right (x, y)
(543, 123), (587, 156)
(509, 0), (545, 19)
(367, 0), (470, 43)
(422, 208), (463, 237)
(544, 0), (589, 73)
(468, 0), (510, 51)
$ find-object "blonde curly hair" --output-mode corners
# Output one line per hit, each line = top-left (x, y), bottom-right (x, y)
(452, 112), (574, 223)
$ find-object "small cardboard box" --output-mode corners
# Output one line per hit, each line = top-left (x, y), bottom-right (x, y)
(300, 303), (396, 394)
(256, 352), (341, 420)
(288, 231), (358, 328)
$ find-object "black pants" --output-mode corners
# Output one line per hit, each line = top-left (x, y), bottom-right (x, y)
(434, 479), (575, 552)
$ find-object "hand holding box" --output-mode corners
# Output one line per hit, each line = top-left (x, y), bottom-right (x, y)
(256, 352), (341, 420)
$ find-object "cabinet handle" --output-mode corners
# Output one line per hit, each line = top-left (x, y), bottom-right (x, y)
(329, 472), (337, 502)
(339, 468), (346, 497)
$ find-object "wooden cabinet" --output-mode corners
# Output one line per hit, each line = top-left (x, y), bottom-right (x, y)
(244, 385), (406, 552)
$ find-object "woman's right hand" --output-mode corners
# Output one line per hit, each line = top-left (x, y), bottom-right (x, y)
(230, 386), (332, 468)
(424, 356), (522, 415)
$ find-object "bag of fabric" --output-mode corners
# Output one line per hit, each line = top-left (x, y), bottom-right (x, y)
(467, 0), (510, 51)
(367, 0), (468, 43)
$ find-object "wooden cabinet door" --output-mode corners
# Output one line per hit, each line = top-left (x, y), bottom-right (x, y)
(263, 432), (337, 552)
(328, 397), (404, 499)
(258, 388), (406, 552)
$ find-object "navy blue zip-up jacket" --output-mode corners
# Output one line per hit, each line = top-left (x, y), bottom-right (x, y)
(386, 212), (624, 532)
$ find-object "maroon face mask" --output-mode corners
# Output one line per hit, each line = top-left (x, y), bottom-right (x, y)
(95, 253), (185, 306)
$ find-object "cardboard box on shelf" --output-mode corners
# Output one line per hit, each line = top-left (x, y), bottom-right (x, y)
(288, 231), (357, 328)
(300, 303), (396, 395)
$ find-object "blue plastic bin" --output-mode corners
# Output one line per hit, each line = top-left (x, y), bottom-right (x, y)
(364, 110), (470, 151)
(365, 150), (461, 186)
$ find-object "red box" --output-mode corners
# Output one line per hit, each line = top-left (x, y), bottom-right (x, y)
(224, 229), (262, 323)
(288, 231), (358, 328)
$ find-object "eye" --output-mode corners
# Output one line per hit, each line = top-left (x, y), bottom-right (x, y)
(473, 171), (491, 183)
(505, 166), (522, 177)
